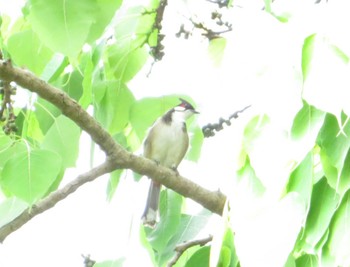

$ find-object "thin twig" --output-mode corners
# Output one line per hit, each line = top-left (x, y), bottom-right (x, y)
(82, 254), (96, 267)
(202, 105), (251, 137)
(167, 235), (213, 267)
(0, 161), (115, 243)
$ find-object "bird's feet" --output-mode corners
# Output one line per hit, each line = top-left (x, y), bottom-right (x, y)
(170, 165), (179, 176)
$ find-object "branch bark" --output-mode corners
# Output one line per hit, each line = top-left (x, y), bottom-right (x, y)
(0, 60), (227, 242)
(167, 235), (213, 267)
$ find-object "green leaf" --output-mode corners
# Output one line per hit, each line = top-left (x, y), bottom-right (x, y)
(22, 111), (45, 142)
(146, 190), (183, 265)
(217, 246), (231, 267)
(35, 98), (62, 134)
(298, 178), (339, 254)
(186, 126), (204, 162)
(243, 115), (295, 192)
(185, 246), (210, 267)
(0, 197), (28, 228)
(28, 0), (121, 57)
(295, 254), (318, 267)
(94, 82), (135, 134)
(85, 0), (122, 43)
(217, 228), (238, 267)
(93, 258), (125, 267)
(42, 115), (81, 168)
(286, 152), (313, 206)
(301, 34), (316, 81)
(0, 137), (27, 169)
(208, 37), (227, 66)
(302, 35), (350, 116)
(106, 41), (148, 83)
(317, 113), (350, 195)
(291, 102), (325, 143)
(326, 190), (350, 266)
(105, 5), (157, 82)
(41, 54), (68, 82)
(129, 96), (185, 142)
(0, 149), (62, 204)
(163, 210), (211, 265)
(79, 54), (94, 109)
(60, 69), (84, 101)
(106, 169), (123, 201)
(7, 29), (53, 75)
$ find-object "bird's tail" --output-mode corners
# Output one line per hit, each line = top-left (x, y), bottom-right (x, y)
(142, 180), (161, 227)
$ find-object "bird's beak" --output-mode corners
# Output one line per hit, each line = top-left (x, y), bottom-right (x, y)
(193, 109), (200, 114)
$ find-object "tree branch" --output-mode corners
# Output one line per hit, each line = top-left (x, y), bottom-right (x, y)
(202, 105), (251, 137)
(0, 60), (227, 242)
(167, 235), (213, 267)
(0, 161), (115, 243)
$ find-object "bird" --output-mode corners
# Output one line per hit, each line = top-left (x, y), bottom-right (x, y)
(141, 98), (199, 227)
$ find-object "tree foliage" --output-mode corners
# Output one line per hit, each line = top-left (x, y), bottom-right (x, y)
(1, 0), (350, 267)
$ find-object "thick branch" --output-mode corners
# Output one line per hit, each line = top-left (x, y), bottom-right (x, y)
(0, 60), (227, 242)
(0, 60), (121, 159)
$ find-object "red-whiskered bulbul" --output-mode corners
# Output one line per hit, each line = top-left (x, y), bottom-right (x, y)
(141, 98), (199, 227)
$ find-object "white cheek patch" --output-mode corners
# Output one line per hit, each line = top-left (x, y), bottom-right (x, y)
(174, 106), (186, 112)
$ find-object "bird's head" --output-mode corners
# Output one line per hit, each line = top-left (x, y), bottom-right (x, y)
(173, 98), (199, 120)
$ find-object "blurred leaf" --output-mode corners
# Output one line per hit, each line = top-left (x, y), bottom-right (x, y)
(317, 113), (350, 195)
(185, 246), (210, 267)
(105, 5), (156, 82)
(217, 246), (231, 267)
(106, 40), (148, 83)
(163, 210), (211, 264)
(28, 0), (121, 57)
(291, 102), (325, 143)
(35, 98), (62, 134)
(93, 258), (125, 267)
(106, 169), (123, 201)
(298, 178), (339, 254)
(0, 149), (62, 204)
(295, 254), (318, 267)
(85, 0), (122, 43)
(129, 96), (197, 144)
(326, 190), (350, 266)
(302, 35), (350, 116)
(148, 29), (158, 47)
(41, 54), (68, 82)
(42, 115), (81, 168)
(243, 115), (296, 192)
(22, 111), (44, 142)
(186, 126), (204, 162)
(0, 197), (28, 228)
(7, 29), (53, 75)
(217, 228), (238, 267)
(60, 69), (84, 101)
(146, 190), (183, 265)
(0, 137), (27, 169)
(94, 81), (135, 134)
(208, 37), (227, 66)
(284, 254), (296, 267)
(301, 34), (316, 81)
(129, 96), (182, 142)
(79, 54), (94, 109)
(286, 152), (313, 207)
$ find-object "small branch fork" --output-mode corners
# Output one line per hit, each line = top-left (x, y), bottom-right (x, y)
(167, 235), (213, 267)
